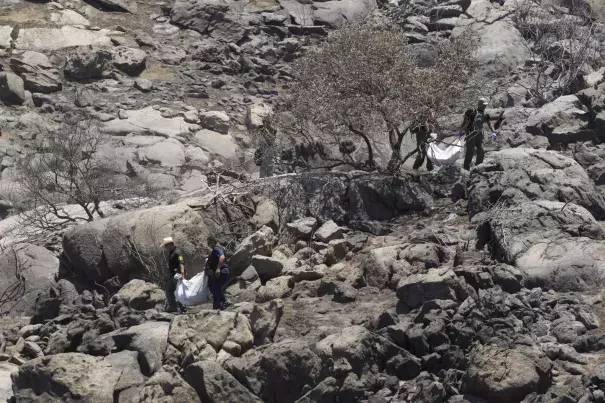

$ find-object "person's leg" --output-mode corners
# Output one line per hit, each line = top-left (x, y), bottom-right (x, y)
(217, 270), (229, 308)
(463, 134), (476, 171)
(412, 151), (424, 170)
(211, 275), (221, 309)
(475, 132), (485, 166)
(165, 277), (177, 312)
(426, 147), (434, 171)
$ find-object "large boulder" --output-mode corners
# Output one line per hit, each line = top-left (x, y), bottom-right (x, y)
(481, 200), (605, 291)
(313, 0), (377, 29)
(168, 310), (254, 357)
(0, 72), (25, 105)
(0, 362), (17, 402)
(452, 0), (530, 78)
(112, 321), (170, 376)
(10, 51), (62, 93)
(396, 267), (460, 309)
(228, 226), (275, 277)
(103, 350), (146, 394)
(0, 243), (58, 316)
(467, 148), (605, 219)
(127, 366), (200, 403)
(11, 353), (121, 402)
(64, 201), (224, 283)
(525, 95), (593, 145)
(111, 46), (147, 76)
(347, 174), (433, 222)
(64, 47), (112, 79)
(62, 219), (109, 283)
(461, 344), (551, 403)
(223, 339), (323, 403)
(199, 110), (230, 134)
(91, 0), (138, 13)
(170, 0), (246, 43)
(249, 299), (284, 345)
(115, 279), (165, 310)
(184, 361), (262, 403)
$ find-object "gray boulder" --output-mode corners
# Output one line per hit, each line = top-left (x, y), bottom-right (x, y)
(112, 321), (169, 376)
(314, 220), (343, 243)
(168, 310), (253, 356)
(223, 339), (322, 403)
(0, 243), (58, 316)
(467, 148), (605, 219)
(483, 200), (605, 290)
(256, 276), (294, 303)
(111, 46), (147, 76)
(396, 267), (460, 309)
(11, 353), (121, 403)
(251, 198), (279, 231)
(171, 0), (245, 43)
(249, 299), (284, 345)
(525, 95), (593, 145)
(199, 110), (230, 134)
(64, 47), (112, 79)
(461, 344), (551, 403)
(63, 219), (109, 283)
(91, 0), (137, 13)
(184, 361), (262, 403)
(452, 0), (529, 78)
(286, 217), (317, 239)
(115, 279), (165, 310)
(0, 72), (25, 105)
(103, 350), (146, 393)
(10, 51), (62, 93)
(0, 362), (17, 402)
(251, 255), (283, 282)
(229, 226), (275, 276)
(313, 0), (377, 29)
(128, 366), (200, 403)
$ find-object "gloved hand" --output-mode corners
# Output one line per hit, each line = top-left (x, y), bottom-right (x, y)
(490, 132), (497, 141)
(456, 129), (463, 137)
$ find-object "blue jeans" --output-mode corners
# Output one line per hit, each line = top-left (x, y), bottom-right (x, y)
(210, 269), (229, 309)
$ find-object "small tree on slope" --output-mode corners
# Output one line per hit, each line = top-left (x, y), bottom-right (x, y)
(268, 23), (477, 172)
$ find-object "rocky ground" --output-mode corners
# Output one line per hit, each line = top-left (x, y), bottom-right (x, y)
(1, 0), (605, 402)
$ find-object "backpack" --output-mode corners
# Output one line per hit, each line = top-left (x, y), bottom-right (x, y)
(464, 108), (477, 133)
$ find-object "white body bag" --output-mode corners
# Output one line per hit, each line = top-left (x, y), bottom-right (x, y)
(174, 272), (211, 306)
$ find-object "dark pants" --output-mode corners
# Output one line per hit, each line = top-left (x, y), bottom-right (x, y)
(210, 269), (229, 309)
(165, 276), (185, 312)
(464, 131), (485, 170)
(413, 141), (434, 171)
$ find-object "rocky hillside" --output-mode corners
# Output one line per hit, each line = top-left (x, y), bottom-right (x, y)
(1, 0), (605, 402)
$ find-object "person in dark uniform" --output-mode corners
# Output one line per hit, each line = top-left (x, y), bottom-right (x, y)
(161, 236), (187, 313)
(412, 120), (434, 171)
(204, 237), (230, 310)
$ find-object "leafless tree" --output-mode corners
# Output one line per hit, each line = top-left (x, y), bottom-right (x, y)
(513, 0), (605, 103)
(267, 23), (478, 172)
(0, 244), (28, 316)
(11, 119), (148, 233)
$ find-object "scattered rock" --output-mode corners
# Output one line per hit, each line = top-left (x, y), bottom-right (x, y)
(11, 353), (121, 403)
(0, 72), (25, 105)
(116, 279), (165, 310)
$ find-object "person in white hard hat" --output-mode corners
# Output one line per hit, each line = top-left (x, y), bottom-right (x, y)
(457, 97), (497, 170)
(160, 236), (186, 313)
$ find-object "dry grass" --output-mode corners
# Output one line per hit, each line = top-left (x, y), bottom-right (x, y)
(139, 61), (177, 82)
(0, 4), (50, 27)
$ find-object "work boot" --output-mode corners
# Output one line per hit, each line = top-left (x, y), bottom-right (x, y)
(165, 305), (178, 313)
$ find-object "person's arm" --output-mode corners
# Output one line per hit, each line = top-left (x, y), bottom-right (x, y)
(177, 253), (185, 279)
(459, 110), (470, 130)
(215, 254), (225, 277)
(486, 115), (495, 133)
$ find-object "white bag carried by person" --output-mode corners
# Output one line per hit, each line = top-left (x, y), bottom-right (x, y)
(174, 272), (211, 306)
(427, 133), (464, 166)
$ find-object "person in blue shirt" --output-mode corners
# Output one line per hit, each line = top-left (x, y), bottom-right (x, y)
(205, 237), (230, 310)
